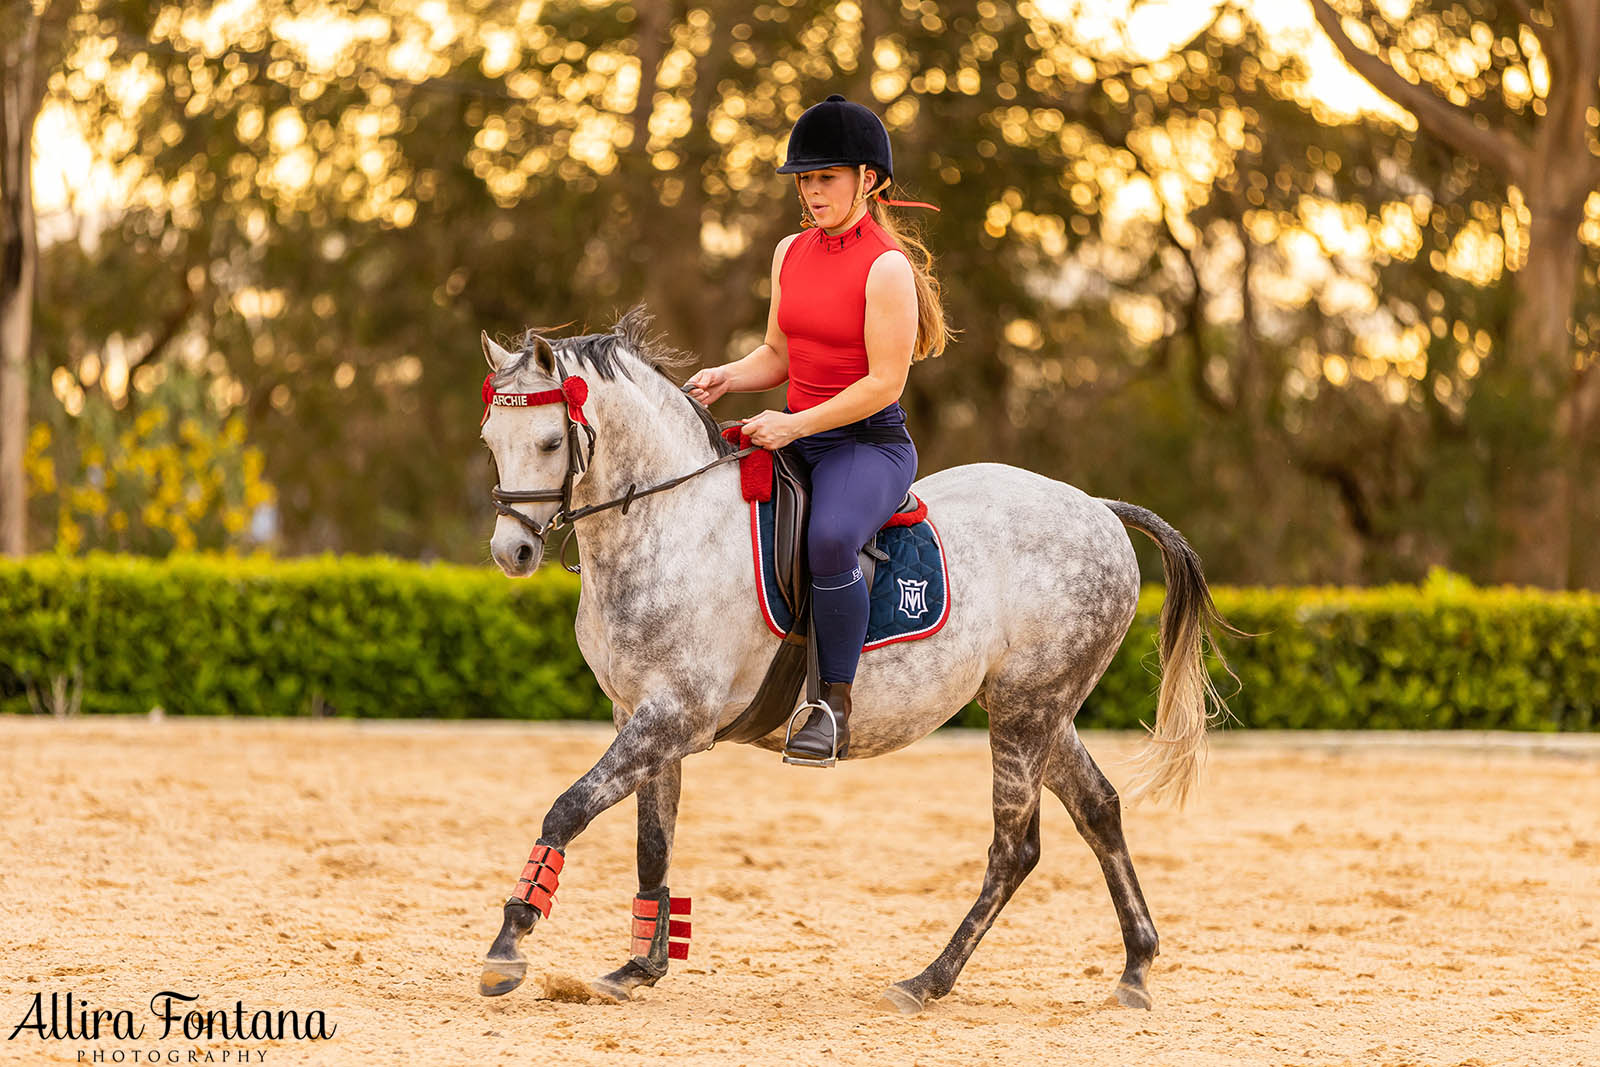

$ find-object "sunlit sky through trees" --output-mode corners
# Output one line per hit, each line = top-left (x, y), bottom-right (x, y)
(35, 0), (1399, 230)
(25, 0), (1597, 415)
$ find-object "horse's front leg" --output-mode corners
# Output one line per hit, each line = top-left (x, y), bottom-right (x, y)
(590, 757), (682, 1001)
(478, 698), (704, 997)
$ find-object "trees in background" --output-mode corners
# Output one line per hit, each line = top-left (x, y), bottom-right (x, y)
(1, 1), (72, 556)
(3, 0), (1597, 585)
(1307, 0), (1599, 587)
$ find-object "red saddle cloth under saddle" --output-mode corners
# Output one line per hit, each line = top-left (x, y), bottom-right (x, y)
(719, 426), (927, 527)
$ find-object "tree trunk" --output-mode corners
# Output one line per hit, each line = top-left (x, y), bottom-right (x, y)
(1489, 0), (1599, 588)
(0, 10), (42, 556)
(1491, 198), (1587, 586)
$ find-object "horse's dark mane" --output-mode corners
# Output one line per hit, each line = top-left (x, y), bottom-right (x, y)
(509, 304), (692, 383)
(505, 303), (734, 457)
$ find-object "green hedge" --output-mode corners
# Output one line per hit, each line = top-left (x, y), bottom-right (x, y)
(0, 555), (595, 720)
(2, 558), (1596, 730)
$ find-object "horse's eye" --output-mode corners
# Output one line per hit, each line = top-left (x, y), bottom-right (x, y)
(538, 436), (563, 453)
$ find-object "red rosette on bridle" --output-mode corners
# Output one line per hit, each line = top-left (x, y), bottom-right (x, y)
(560, 376), (589, 425)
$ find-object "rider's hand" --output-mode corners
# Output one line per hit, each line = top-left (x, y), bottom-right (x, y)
(685, 366), (732, 405)
(741, 410), (805, 450)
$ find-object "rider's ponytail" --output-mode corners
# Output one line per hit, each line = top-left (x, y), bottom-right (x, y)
(865, 192), (954, 363)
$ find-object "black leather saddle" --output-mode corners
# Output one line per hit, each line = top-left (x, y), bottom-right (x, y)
(714, 445), (919, 747)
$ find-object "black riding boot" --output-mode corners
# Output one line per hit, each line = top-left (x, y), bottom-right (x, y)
(786, 681), (852, 761)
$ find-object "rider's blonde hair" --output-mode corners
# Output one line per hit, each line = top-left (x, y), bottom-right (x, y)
(795, 165), (953, 363)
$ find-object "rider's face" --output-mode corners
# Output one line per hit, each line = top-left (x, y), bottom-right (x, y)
(797, 166), (875, 230)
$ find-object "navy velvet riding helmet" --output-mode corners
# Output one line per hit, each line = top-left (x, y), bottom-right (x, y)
(776, 94), (893, 183)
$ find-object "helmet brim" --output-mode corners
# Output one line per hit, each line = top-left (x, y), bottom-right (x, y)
(777, 158), (892, 182)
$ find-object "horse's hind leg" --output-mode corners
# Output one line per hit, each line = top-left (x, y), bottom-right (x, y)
(591, 759), (682, 1001)
(879, 725), (1048, 1015)
(1045, 726), (1160, 1009)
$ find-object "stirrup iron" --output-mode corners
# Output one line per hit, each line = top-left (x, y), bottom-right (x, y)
(781, 699), (840, 767)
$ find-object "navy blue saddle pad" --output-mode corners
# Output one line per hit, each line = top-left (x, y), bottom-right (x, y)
(746, 496), (951, 650)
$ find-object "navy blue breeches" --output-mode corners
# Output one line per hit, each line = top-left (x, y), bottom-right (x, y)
(783, 403), (918, 684)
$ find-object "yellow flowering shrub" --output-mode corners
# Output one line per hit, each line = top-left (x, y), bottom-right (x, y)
(25, 375), (278, 556)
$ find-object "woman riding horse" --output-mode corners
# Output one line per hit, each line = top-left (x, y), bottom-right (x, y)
(685, 93), (949, 764)
(478, 95), (1235, 1014)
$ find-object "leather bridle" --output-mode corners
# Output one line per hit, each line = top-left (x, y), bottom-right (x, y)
(484, 358), (756, 573)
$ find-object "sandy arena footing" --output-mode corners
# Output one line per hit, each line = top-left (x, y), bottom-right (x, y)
(1, 717), (1596, 1066)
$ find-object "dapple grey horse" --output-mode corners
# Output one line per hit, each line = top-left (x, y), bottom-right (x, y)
(475, 306), (1233, 1014)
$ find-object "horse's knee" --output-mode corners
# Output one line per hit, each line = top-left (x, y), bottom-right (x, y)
(541, 790), (591, 845)
(1080, 786), (1123, 837)
(987, 828), (1041, 886)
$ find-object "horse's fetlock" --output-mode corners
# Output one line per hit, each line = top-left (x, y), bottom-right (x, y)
(504, 898), (539, 938)
(1129, 924), (1159, 964)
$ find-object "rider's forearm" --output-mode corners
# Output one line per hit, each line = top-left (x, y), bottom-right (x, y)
(790, 375), (901, 437)
(723, 344), (789, 392)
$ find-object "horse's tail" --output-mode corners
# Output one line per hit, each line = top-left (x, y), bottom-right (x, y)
(1099, 499), (1240, 808)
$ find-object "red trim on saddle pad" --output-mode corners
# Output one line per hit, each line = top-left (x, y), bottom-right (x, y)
(882, 494), (928, 527)
(512, 845), (564, 917)
(721, 426), (773, 501)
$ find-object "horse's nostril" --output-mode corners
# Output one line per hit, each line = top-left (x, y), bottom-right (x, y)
(514, 543), (534, 567)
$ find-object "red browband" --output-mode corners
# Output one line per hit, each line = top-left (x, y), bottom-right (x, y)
(481, 373), (589, 426)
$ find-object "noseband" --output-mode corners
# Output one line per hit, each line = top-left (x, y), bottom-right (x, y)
(484, 358), (755, 573)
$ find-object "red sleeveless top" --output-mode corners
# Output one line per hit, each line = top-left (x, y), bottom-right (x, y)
(777, 211), (903, 412)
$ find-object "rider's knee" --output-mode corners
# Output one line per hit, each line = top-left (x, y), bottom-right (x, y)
(808, 531), (860, 577)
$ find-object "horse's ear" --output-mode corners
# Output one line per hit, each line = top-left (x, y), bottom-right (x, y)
(482, 330), (512, 371)
(532, 336), (557, 376)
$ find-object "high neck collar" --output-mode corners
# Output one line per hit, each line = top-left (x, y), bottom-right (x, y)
(816, 210), (878, 253)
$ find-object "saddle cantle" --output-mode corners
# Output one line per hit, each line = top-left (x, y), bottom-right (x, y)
(714, 435), (949, 747)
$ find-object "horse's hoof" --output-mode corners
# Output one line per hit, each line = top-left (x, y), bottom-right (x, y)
(479, 956), (528, 997)
(589, 976), (630, 1003)
(876, 983), (925, 1016)
(1107, 982), (1153, 1010)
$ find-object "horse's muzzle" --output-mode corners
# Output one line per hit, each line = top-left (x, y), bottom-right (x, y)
(491, 525), (544, 576)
